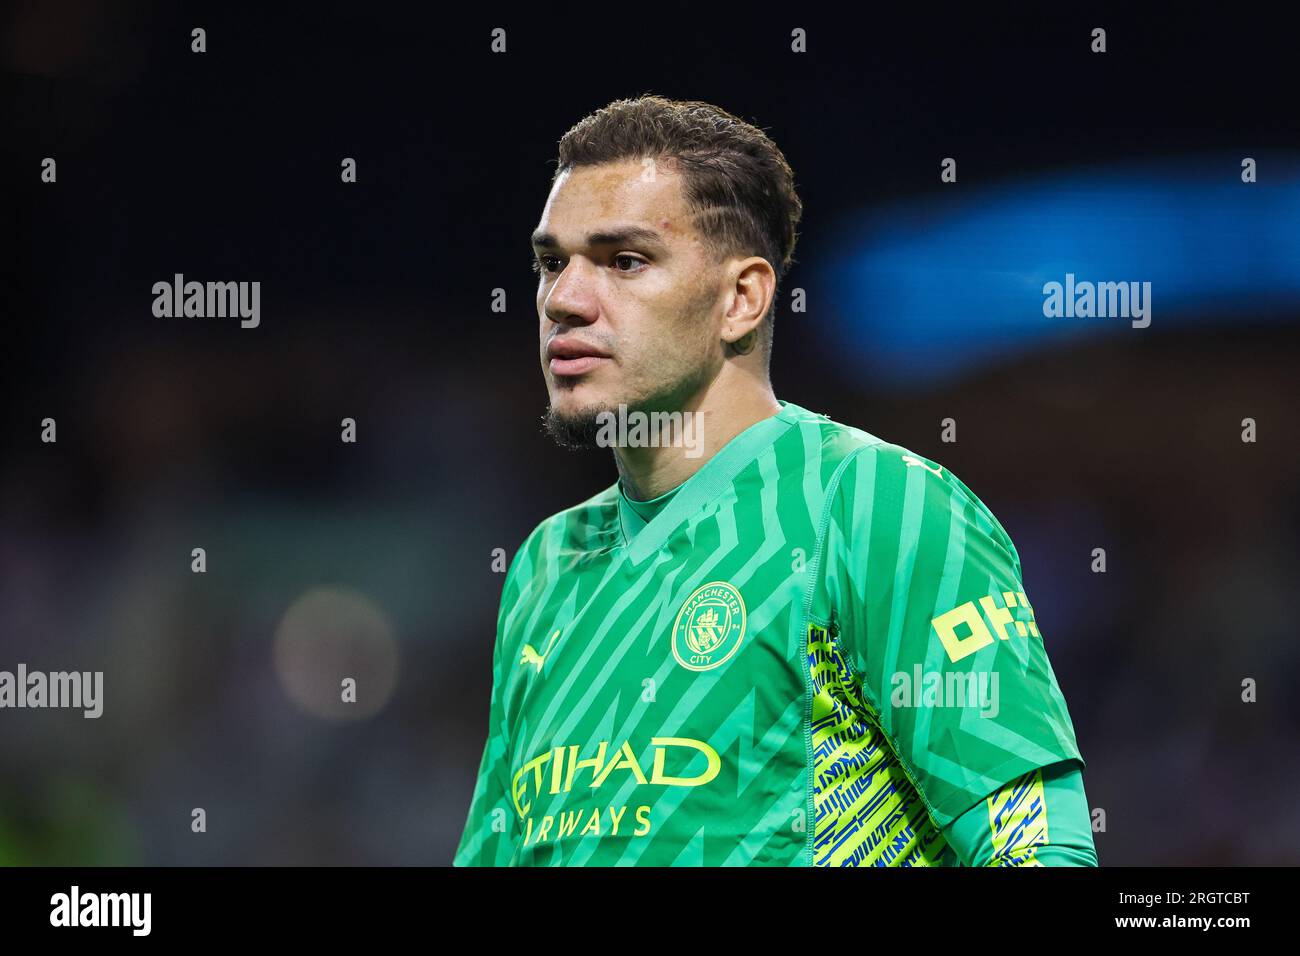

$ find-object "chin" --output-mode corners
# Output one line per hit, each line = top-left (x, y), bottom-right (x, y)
(542, 381), (636, 451)
(542, 398), (607, 451)
(547, 378), (617, 415)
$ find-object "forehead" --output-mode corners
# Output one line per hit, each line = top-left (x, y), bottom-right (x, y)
(537, 159), (693, 239)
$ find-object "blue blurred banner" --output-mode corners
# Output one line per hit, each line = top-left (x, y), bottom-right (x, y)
(820, 158), (1300, 385)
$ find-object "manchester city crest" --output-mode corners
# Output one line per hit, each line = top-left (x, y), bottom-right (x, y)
(672, 581), (746, 671)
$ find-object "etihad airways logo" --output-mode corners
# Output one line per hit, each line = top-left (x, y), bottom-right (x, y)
(512, 736), (720, 818)
(510, 735), (722, 849)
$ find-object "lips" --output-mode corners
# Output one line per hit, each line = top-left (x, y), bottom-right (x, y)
(546, 338), (611, 377)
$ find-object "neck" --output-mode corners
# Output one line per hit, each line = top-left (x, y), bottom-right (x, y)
(614, 368), (780, 501)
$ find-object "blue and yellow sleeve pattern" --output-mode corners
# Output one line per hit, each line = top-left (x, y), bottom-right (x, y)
(945, 759), (1098, 866)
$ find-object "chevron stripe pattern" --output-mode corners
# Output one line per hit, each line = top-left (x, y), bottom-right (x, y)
(453, 402), (1082, 866)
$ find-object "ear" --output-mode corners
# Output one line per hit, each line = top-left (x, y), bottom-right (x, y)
(720, 257), (776, 346)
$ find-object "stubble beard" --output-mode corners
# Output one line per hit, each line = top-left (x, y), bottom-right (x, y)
(542, 324), (715, 453)
(542, 373), (709, 453)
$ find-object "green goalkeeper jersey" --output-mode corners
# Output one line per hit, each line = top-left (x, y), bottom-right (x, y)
(454, 401), (1087, 866)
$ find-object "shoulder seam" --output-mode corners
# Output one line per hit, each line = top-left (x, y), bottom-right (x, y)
(796, 441), (876, 868)
(801, 443), (875, 622)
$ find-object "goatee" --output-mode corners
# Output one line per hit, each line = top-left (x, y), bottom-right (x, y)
(541, 404), (607, 451)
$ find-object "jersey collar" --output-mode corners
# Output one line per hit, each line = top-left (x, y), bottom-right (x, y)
(617, 401), (800, 564)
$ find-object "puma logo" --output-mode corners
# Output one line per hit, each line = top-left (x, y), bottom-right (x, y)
(520, 629), (562, 672)
(902, 454), (943, 478)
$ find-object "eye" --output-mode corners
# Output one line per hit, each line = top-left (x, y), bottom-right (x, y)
(613, 254), (647, 273)
(531, 255), (561, 276)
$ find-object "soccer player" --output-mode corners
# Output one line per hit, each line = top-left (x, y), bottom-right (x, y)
(454, 95), (1097, 866)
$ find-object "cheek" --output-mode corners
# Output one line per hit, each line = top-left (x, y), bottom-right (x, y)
(536, 286), (548, 326)
(625, 317), (708, 388)
(670, 295), (719, 362)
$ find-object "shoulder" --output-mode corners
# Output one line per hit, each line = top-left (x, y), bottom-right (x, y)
(773, 402), (887, 473)
(512, 482), (622, 572)
(807, 415), (1019, 566)
(773, 404), (992, 501)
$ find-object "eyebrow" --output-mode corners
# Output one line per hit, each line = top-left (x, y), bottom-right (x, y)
(531, 225), (668, 252)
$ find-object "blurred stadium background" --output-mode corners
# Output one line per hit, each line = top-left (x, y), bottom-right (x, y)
(2, 2), (1298, 865)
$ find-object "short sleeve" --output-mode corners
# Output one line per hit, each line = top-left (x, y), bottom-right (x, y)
(945, 758), (1098, 866)
(816, 443), (1085, 828)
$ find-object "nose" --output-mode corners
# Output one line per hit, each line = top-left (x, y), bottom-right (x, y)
(542, 258), (600, 328)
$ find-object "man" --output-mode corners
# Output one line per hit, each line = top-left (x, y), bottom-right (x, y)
(454, 95), (1096, 866)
